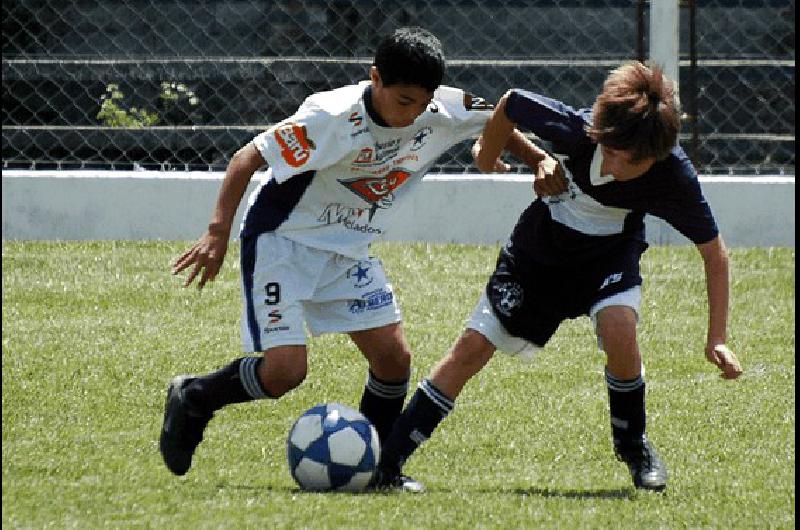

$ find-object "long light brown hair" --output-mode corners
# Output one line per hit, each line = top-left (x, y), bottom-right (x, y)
(587, 61), (681, 161)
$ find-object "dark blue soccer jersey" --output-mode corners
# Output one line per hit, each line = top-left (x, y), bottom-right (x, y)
(503, 89), (719, 265)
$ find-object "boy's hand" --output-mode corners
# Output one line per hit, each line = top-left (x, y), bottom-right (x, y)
(488, 157), (512, 173)
(172, 229), (230, 290)
(533, 156), (568, 197)
(471, 138), (511, 173)
(707, 343), (743, 380)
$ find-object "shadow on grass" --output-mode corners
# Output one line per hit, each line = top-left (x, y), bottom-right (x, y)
(216, 483), (382, 496)
(473, 486), (635, 500)
(215, 483), (293, 493)
(213, 482), (635, 499)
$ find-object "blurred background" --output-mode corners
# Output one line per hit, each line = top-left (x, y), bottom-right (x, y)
(2, 0), (794, 175)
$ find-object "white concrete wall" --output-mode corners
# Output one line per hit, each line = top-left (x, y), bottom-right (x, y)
(2, 170), (795, 247)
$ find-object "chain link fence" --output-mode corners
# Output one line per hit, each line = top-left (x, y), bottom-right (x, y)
(2, 0), (794, 174)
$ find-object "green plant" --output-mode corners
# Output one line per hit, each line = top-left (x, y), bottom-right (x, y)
(97, 83), (159, 127)
(159, 81), (199, 106)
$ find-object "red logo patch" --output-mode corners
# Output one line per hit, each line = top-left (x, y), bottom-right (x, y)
(274, 122), (315, 167)
(338, 170), (411, 203)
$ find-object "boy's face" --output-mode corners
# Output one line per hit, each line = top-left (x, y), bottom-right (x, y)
(600, 145), (656, 181)
(369, 67), (434, 128)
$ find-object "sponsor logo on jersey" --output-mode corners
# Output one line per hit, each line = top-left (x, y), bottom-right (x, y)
(349, 111), (369, 137)
(411, 127), (432, 151)
(348, 111), (363, 127)
(338, 170), (411, 205)
(268, 309), (282, 323)
(374, 138), (402, 162)
(353, 147), (374, 165)
(349, 288), (394, 314)
(317, 203), (367, 225)
(274, 122), (315, 167)
(346, 261), (373, 288)
(316, 203), (385, 234)
(463, 92), (493, 111)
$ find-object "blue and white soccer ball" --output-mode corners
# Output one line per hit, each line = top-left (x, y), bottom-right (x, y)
(286, 402), (380, 492)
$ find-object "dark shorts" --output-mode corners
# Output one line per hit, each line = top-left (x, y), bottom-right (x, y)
(486, 241), (647, 346)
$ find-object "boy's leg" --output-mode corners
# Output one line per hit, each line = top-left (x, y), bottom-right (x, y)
(374, 285), (543, 490)
(594, 302), (667, 491)
(349, 322), (411, 445)
(305, 255), (409, 445)
(377, 329), (496, 484)
(159, 345), (307, 476)
(160, 232), (316, 476)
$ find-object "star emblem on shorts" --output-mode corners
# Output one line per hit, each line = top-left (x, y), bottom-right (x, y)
(348, 261), (374, 288)
(354, 263), (370, 282)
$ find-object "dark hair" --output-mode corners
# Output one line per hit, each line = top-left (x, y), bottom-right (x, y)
(373, 27), (445, 92)
(587, 61), (681, 162)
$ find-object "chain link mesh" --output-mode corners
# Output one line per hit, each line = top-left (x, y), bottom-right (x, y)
(2, 0), (794, 174)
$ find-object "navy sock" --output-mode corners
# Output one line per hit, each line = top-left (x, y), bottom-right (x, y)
(605, 367), (646, 446)
(359, 370), (409, 445)
(182, 356), (271, 414)
(380, 378), (454, 474)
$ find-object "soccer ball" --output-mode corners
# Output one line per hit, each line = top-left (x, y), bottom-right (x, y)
(286, 402), (380, 492)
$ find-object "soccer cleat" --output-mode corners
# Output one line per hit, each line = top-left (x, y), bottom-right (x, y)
(368, 467), (426, 493)
(614, 436), (668, 491)
(159, 375), (213, 476)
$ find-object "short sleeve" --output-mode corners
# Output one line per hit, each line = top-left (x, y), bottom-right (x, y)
(505, 89), (591, 157)
(646, 154), (719, 244)
(433, 85), (494, 143)
(252, 98), (347, 183)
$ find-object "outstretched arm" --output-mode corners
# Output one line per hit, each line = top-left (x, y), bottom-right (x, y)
(472, 91), (516, 173)
(472, 91), (567, 195)
(172, 143), (266, 289)
(696, 235), (742, 379)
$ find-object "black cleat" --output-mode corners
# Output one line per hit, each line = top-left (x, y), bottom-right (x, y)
(368, 467), (425, 493)
(614, 436), (668, 492)
(159, 375), (213, 476)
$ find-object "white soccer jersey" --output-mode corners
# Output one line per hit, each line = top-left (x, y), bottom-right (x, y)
(241, 81), (492, 258)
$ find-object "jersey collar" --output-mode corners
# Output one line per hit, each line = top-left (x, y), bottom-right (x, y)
(590, 145), (616, 186)
(362, 85), (390, 127)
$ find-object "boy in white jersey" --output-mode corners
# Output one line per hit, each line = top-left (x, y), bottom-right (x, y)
(159, 26), (553, 489)
(377, 62), (743, 492)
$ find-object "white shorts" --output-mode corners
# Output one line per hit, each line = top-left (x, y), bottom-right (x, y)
(466, 286), (642, 361)
(239, 232), (402, 352)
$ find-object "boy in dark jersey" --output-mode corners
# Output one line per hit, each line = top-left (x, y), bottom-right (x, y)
(376, 61), (742, 492)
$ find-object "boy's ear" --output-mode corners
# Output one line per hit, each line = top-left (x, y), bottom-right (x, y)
(369, 66), (381, 87)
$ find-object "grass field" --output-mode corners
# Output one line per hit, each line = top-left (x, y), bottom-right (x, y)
(2, 241), (795, 529)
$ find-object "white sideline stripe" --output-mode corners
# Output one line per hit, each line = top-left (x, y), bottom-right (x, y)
(2, 170), (795, 184)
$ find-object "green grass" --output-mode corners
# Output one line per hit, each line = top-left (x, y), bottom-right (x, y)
(2, 241), (794, 529)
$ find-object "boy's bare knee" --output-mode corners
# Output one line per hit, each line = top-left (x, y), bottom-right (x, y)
(596, 306), (637, 347)
(259, 346), (308, 397)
